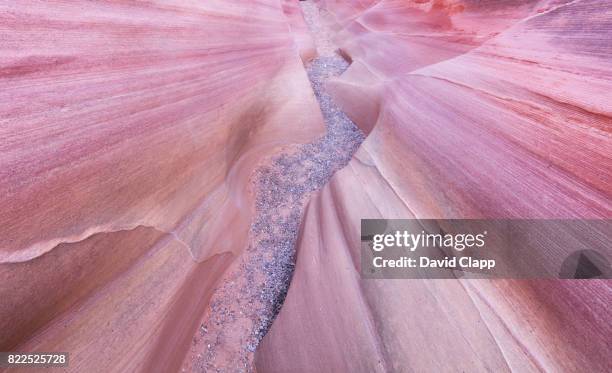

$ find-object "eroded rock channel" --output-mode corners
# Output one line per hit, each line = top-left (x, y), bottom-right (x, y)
(183, 2), (364, 372)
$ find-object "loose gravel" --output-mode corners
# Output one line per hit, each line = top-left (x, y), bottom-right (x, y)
(190, 1), (364, 371)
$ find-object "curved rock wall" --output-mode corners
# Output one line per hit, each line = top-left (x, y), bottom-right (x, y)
(0, 1), (322, 371)
(282, 0), (318, 62)
(327, 0), (611, 219)
(2, 1), (610, 371)
(257, 1), (611, 372)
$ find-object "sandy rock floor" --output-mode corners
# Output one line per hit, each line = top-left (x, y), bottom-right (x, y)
(184, 1), (364, 371)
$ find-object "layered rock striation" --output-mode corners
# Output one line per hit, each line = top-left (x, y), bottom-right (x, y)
(0, 1), (323, 371)
(256, 1), (612, 372)
(1, 0), (611, 372)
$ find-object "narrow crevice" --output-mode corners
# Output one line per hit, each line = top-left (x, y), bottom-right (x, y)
(186, 1), (365, 371)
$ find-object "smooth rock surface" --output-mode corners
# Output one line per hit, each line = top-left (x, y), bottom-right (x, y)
(256, 1), (612, 372)
(0, 1), (323, 371)
(1, 1), (611, 372)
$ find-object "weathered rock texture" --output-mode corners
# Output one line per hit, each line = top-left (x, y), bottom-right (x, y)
(180, 7), (363, 368)
(0, 1), (323, 371)
(256, 0), (612, 372)
(1, 0), (611, 372)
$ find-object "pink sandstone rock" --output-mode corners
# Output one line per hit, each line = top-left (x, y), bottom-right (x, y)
(0, 1), (323, 371)
(282, 0), (318, 62)
(1, 0), (611, 371)
(256, 0), (611, 372)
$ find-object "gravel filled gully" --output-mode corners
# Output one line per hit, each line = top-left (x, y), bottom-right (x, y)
(188, 2), (364, 371)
